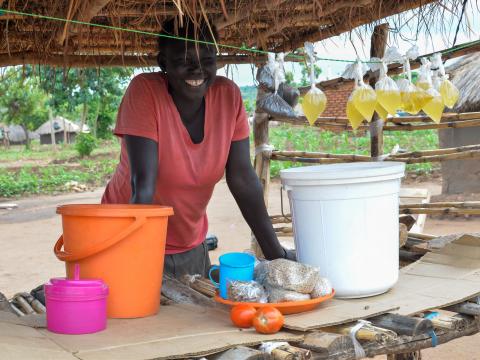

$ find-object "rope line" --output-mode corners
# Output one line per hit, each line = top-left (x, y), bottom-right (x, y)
(1, 8), (480, 64)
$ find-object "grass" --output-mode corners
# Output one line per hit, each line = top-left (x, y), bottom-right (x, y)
(0, 128), (439, 197)
(0, 140), (120, 198)
(0, 140), (120, 163)
(268, 125), (439, 177)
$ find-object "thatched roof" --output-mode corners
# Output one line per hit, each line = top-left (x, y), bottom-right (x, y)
(447, 52), (480, 113)
(35, 116), (83, 135)
(0, 122), (38, 142)
(0, 0), (464, 68)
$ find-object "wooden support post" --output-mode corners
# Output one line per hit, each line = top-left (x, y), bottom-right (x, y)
(369, 23), (389, 158)
(49, 109), (56, 150)
(251, 83), (270, 258)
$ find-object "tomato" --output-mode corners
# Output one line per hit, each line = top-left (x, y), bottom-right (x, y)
(253, 306), (284, 334)
(230, 304), (257, 328)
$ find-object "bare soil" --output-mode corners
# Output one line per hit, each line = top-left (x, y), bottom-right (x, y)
(0, 178), (479, 359)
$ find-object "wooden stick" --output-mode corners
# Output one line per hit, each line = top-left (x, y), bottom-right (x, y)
(392, 144), (480, 158)
(182, 276), (217, 298)
(400, 201), (480, 209)
(408, 232), (436, 241)
(369, 314), (434, 336)
(444, 302), (480, 316)
(12, 294), (35, 315)
(272, 345), (311, 360)
(430, 315), (467, 331)
(9, 303), (25, 317)
(161, 275), (217, 308)
(301, 331), (354, 356)
(271, 151), (371, 161)
(383, 118), (480, 131)
(401, 208), (480, 215)
(322, 322), (397, 342)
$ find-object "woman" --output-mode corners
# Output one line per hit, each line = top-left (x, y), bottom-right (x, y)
(102, 19), (294, 279)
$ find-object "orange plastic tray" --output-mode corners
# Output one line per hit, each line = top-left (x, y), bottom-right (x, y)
(214, 289), (335, 315)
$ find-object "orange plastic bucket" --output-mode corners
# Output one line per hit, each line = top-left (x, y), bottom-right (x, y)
(54, 204), (173, 318)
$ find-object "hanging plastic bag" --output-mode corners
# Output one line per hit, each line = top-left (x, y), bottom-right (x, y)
(419, 73), (444, 123)
(301, 42), (327, 125)
(431, 53), (459, 108)
(417, 58), (432, 91)
(396, 54), (432, 115)
(257, 56), (297, 118)
(373, 61), (401, 116)
(343, 60), (377, 123)
(346, 94), (365, 130)
(256, 53), (276, 89)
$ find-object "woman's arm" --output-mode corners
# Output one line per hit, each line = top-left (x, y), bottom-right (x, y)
(226, 138), (293, 260)
(125, 135), (158, 204)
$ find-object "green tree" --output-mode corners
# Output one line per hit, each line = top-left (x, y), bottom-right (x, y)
(300, 63), (322, 87)
(0, 70), (50, 149)
(28, 66), (133, 139)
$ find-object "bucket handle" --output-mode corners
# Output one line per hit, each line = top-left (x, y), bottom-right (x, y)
(54, 216), (147, 262)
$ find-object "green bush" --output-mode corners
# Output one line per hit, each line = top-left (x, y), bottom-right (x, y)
(75, 133), (97, 157)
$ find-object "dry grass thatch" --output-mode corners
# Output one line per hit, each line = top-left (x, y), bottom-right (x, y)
(447, 52), (480, 113)
(0, 0), (470, 67)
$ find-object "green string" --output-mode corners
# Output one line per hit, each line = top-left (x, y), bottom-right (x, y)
(1, 8), (479, 64)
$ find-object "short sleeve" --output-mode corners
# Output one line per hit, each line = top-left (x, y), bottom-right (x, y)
(231, 86), (250, 141)
(114, 75), (159, 142)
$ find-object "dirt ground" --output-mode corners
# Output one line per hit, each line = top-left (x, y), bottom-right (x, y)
(0, 179), (479, 359)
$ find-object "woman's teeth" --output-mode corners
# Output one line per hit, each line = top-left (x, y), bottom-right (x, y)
(185, 79), (205, 87)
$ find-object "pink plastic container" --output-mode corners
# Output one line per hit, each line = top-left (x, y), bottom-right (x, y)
(45, 265), (109, 334)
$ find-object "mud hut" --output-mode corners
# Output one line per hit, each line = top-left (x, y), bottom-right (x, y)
(35, 116), (82, 145)
(440, 53), (480, 194)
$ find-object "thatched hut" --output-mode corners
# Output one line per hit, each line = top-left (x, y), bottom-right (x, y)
(440, 53), (480, 194)
(35, 116), (83, 145)
(0, 122), (38, 145)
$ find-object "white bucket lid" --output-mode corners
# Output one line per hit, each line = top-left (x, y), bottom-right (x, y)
(280, 162), (405, 186)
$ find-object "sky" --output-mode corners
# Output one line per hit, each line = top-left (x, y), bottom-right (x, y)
(217, 2), (480, 86)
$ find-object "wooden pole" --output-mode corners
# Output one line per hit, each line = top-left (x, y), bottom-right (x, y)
(369, 23), (389, 158)
(49, 109), (56, 150)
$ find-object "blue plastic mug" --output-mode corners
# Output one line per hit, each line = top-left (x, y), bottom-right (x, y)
(209, 252), (255, 299)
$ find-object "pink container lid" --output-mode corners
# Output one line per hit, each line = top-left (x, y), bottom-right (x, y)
(45, 264), (108, 301)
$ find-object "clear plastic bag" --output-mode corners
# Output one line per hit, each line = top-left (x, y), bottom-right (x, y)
(422, 87), (445, 124)
(343, 60), (377, 124)
(265, 284), (311, 303)
(256, 53), (276, 89)
(417, 58), (432, 91)
(311, 277), (333, 298)
(254, 259), (269, 285)
(265, 258), (320, 294)
(346, 94), (365, 130)
(430, 53), (459, 108)
(227, 280), (268, 303)
(374, 62), (401, 116)
(301, 42), (327, 125)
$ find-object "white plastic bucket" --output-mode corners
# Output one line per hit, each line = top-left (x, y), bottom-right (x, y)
(280, 162), (405, 298)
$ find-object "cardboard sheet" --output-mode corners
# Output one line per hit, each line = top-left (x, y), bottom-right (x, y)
(41, 304), (302, 360)
(284, 234), (480, 331)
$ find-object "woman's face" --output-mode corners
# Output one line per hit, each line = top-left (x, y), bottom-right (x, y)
(161, 40), (217, 101)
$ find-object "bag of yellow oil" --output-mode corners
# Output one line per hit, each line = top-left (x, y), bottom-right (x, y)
(301, 42), (327, 125)
(422, 86), (445, 124)
(416, 58), (433, 91)
(439, 78), (459, 108)
(397, 78), (432, 115)
(342, 60), (377, 123)
(264, 284), (311, 303)
(374, 62), (401, 115)
(430, 53), (459, 108)
(265, 258), (320, 294)
(374, 102), (389, 120)
(227, 280), (268, 303)
(346, 95), (365, 130)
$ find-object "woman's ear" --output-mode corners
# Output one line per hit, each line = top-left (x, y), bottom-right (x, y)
(157, 52), (166, 73)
